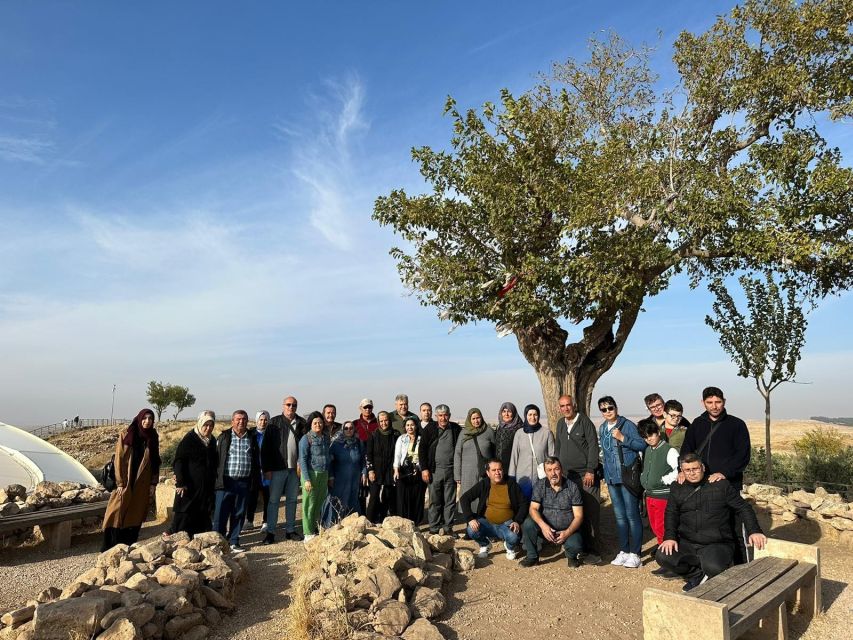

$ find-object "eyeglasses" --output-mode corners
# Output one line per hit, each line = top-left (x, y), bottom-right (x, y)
(343, 426), (354, 430)
(362, 405), (373, 410)
(666, 412), (683, 420)
(284, 403), (297, 407)
(647, 401), (664, 409)
(599, 406), (616, 413)
(683, 467), (703, 474)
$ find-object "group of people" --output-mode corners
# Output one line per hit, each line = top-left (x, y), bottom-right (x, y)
(100, 386), (768, 592)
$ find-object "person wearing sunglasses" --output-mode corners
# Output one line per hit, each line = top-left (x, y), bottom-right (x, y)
(328, 420), (366, 520)
(260, 396), (307, 543)
(597, 396), (646, 569)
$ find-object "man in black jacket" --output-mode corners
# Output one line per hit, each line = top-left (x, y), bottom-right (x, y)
(419, 404), (461, 535)
(260, 396), (307, 543)
(460, 459), (529, 560)
(554, 394), (602, 564)
(213, 410), (260, 552)
(657, 453), (766, 591)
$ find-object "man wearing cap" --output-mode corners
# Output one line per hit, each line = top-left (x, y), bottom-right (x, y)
(419, 404), (461, 535)
(388, 393), (418, 435)
(260, 396), (307, 543)
(354, 399), (379, 442)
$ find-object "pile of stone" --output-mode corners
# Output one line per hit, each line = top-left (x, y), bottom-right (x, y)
(744, 483), (853, 548)
(0, 482), (110, 518)
(0, 531), (247, 640)
(296, 513), (477, 640)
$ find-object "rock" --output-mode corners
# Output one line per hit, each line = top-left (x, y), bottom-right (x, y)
(138, 539), (171, 563)
(141, 622), (160, 638)
(31, 596), (110, 640)
(341, 513), (370, 533)
(371, 598), (410, 636)
(0, 502), (20, 516)
(352, 543), (410, 572)
(781, 511), (798, 522)
(164, 596), (193, 617)
(35, 587), (61, 604)
(401, 567), (426, 589)
(171, 547), (201, 566)
(81, 588), (124, 607)
(410, 532), (433, 562)
(152, 565), (199, 589)
(75, 566), (107, 586)
(34, 481), (63, 498)
(145, 586), (187, 609)
(163, 612), (203, 640)
(377, 527), (412, 548)
(4, 484), (27, 501)
(814, 486), (828, 497)
(200, 586), (233, 610)
(191, 531), (229, 552)
(59, 581), (89, 599)
(101, 604), (156, 630)
(163, 530), (191, 545)
(429, 553), (453, 572)
(124, 574), (159, 593)
(746, 484), (784, 500)
(201, 548), (228, 567)
(121, 591), (145, 608)
(402, 618), (445, 640)
(190, 589), (207, 609)
(100, 618), (142, 640)
(97, 544), (131, 568)
(426, 534), (455, 554)
(810, 497), (825, 511)
(372, 566), (402, 600)
(179, 626), (209, 640)
(113, 560), (139, 584)
(61, 489), (82, 501)
(381, 515), (416, 532)
(78, 488), (104, 503)
(410, 586), (446, 619)
(829, 517), (853, 531)
(202, 607), (221, 627)
(791, 489), (815, 504)
(0, 488), (8, 504)
(200, 565), (233, 583)
(1, 606), (34, 627)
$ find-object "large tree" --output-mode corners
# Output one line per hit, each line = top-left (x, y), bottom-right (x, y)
(706, 273), (808, 483)
(373, 0), (852, 426)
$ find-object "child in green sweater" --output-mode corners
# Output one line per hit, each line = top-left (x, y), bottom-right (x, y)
(638, 419), (679, 549)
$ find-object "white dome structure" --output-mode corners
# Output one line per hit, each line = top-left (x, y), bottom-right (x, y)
(0, 421), (97, 491)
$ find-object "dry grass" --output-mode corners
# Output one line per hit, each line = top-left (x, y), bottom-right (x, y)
(744, 419), (853, 453)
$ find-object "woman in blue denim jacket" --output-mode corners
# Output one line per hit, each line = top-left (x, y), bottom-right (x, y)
(597, 395), (647, 569)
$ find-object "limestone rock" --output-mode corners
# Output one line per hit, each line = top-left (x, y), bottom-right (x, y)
(121, 591), (145, 608)
(124, 574), (159, 593)
(32, 596), (110, 640)
(202, 607), (221, 627)
(75, 566), (107, 586)
(410, 587), (446, 619)
(141, 622), (160, 638)
(429, 553), (453, 572)
(453, 547), (476, 571)
(0, 502), (20, 517)
(81, 588), (123, 607)
(4, 485), (26, 501)
(381, 516), (416, 533)
(341, 513), (370, 533)
(101, 604), (156, 630)
(59, 581), (88, 599)
(1, 606), (34, 627)
(373, 566), (402, 600)
(97, 544), (130, 569)
(34, 481), (63, 499)
(200, 586), (233, 610)
(138, 539), (171, 563)
(746, 484), (784, 500)
(371, 598), (410, 636)
(179, 625), (209, 640)
(100, 618), (143, 640)
(410, 532), (432, 562)
(401, 567), (426, 589)
(377, 527), (412, 548)
(402, 618), (445, 640)
(146, 586), (187, 609)
(35, 587), (61, 604)
(164, 596), (193, 617)
(171, 547), (201, 566)
(112, 560), (139, 584)
(426, 534), (455, 554)
(163, 612), (203, 640)
(152, 565), (199, 589)
(191, 531), (229, 552)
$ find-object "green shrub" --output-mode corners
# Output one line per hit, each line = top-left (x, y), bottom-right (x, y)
(160, 439), (180, 469)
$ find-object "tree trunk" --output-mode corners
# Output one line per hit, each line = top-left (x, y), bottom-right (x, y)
(763, 389), (772, 484)
(515, 304), (641, 431)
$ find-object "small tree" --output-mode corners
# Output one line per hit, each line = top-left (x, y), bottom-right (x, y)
(705, 272), (808, 483)
(169, 385), (196, 421)
(146, 380), (171, 422)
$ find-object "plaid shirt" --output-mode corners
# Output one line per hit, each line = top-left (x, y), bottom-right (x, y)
(225, 431), (252, 478)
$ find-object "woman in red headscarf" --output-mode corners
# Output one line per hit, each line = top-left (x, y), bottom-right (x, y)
(101, 408), (161, 550)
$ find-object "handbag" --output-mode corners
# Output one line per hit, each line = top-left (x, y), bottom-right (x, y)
(617, 442), (643, 498)
(471, 436), (488, 478)
(527, 434), (546, 480)
(101, 455), (117, 492)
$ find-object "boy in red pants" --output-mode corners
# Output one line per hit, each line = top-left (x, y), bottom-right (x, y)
(638, 419), (680, 576)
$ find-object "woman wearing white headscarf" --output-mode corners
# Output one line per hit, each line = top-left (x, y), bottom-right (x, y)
(170, 410), (218, 537)
(247, 411), (272, 534)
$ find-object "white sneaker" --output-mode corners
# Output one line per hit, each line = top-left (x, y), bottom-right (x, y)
(230, 545), (246, 553)
(260, 523), (268, 533)
(611, 551), (629, 566)
(303, 534), (316, 543)
(622, 553), (642, 568)
(477, 545), (490, 559)
(505, 544), (517, 561)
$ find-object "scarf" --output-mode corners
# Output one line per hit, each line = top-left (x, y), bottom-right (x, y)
(463, 408), (487, 441)
(522, 403), (542, 434)
(497, 402), (524, 431)
(194, 411), (215, 445)
(255, 410), (270, 429)
(124, 408), (158, 451)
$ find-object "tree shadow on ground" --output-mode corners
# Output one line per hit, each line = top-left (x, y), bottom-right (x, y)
(434, 572), (468, 640)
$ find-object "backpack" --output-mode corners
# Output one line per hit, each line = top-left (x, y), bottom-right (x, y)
(102, 455), (117, 491)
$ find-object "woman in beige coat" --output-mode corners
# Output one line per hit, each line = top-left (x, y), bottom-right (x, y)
(102, 408), (161, 550)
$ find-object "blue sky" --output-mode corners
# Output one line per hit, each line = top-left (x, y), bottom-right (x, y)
(1, 0), (850, 427)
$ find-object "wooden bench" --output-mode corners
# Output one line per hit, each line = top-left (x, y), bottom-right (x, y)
(0, 502), (108, 551)
(643, 539), (821, 640)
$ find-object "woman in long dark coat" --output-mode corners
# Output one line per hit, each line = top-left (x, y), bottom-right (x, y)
(365, 411), (399, 523)
(327, 421), (365, 522)
(102, 408), (161, 550)
(170, 410), (218, 537)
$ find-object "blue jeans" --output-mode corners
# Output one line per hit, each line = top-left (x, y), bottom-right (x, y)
(267, 469), (299, 533)
(466, 518), (520, 548)
(213, 476), (251, 546)
(521, 516), (583, 560)
(608, 482), (643, 555)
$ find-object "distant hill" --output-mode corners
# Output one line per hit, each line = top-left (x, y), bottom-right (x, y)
(810, 416), (853, 427)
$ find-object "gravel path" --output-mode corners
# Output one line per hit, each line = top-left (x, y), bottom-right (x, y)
(2, 509), (850, 640)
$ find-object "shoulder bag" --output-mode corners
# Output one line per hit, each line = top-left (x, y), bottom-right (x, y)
(527, 433), (546, 479)
(617, 442), (643, 498)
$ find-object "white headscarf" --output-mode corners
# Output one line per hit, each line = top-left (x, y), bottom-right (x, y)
(195, 410), (216, 445)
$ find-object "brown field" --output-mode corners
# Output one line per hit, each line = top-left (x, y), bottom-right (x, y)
(744, 419), (853, 453)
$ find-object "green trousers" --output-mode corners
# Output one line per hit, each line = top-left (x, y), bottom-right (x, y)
(301, 470), (328, 535)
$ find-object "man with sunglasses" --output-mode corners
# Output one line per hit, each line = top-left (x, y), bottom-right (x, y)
(657, 453), (766, 591)
(260, 396), (307, 543)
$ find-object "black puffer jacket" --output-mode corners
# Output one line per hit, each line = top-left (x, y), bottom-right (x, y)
(366, 428), (399, 486)
(664, 477), (762, 545)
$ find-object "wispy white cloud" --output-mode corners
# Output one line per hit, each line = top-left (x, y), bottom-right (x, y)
(284, 74), (370, 251)
(0, 134), (54, 164)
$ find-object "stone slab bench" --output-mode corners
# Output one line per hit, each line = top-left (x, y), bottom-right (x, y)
(0, 501), (108, 550)
(643, 539), (821, 640)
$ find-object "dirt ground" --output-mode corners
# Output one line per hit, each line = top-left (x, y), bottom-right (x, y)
(1, 500), (850, 640)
